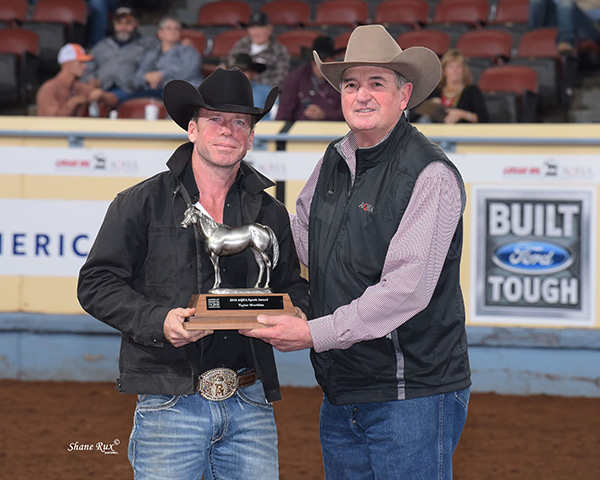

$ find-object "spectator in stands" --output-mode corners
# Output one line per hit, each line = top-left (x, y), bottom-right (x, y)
(411, 49), (488, 123)
(528, 0), (600, 55)
(37, 43), (118, 117)
(232, 53), (277, 119)
(132, 17), (203, 99)
(276, 36), (344, 122)
(226, 11), (290, 89)
(82, 6), (158, 103)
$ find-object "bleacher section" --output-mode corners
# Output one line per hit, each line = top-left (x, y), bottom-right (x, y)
(1, 0), (599, 121)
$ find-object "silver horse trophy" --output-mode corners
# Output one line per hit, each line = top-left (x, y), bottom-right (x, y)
(180, 205), (294, 329)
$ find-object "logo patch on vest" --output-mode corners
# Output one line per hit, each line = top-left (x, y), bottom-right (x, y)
(359, 202), (374, 213)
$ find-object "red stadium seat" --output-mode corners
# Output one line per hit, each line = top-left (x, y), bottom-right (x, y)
(432, 0), (490, 27)
(0, 0), (28, 27)
(397, 30), (451, 57)
(0, 28), (39, 105)
(512, 28), (564, 109)
(209, 29), (247, 58)
(181, 29), (207, 56)
(203, 29), (247, 76)
(260, 0), (311, 28)
(313, 0), (369, 29)
(456, 28), (513, 82)
(22, 0), (87, 72)
(374, 0), (429, 29)
(276, 29), (323, 58)
(479, 64), (538, 121)
(195, 1), (251, 28)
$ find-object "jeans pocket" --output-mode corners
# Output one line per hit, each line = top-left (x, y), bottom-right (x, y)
(454, 387), (471, 409)
(136, 394), (181, 411)
(236, 381), (273, 409)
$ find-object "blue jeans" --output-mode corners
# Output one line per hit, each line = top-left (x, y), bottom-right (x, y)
(528, 0), (600, 45)
(128, 380), (278, 480)
(319, 388), (470, 480)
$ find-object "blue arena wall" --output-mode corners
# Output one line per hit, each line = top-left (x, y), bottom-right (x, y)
(1, 313), (599, 397)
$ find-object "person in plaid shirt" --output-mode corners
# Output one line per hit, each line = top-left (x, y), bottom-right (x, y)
(226, 11), (290, 89)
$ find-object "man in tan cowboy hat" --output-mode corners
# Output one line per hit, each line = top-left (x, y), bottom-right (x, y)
(77, 68), (308, 479)
(242, 25), (471, 479)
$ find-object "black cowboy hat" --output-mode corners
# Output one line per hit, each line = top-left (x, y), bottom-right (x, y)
(233, 53), (267, 73)
(163, 68), (279, 130)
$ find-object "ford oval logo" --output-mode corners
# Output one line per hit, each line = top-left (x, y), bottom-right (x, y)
(492, 241), (573, 275)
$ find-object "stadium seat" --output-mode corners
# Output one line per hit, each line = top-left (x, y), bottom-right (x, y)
(260, 1), (311, 28)
(312, 0), (369, 36)
(117, 98), (168, 120)
(512, 28), (570, 110)
(203, 29), (247, 76)
(181, 29), (207, 56)
(0, 0), (28, 28)
(0, 28), (39, 105)
(456, 29), (513, 83)
(429, 0), (491, 45)
(489, 0), (529, 46)
(479, 64), (538, 122)
(195, 1), (251, 28)
(276, 29), (323, 58)
(397, 30), (451, 57)
(374, 0), (429, 35)
(21, 0), (87, 72)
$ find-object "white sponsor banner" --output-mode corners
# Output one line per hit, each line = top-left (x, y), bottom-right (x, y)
(0, 146), (321, 181)
(1, 146), (598, 183)
(0, 199), (109, 277)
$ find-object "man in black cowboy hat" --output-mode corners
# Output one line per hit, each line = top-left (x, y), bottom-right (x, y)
(243, 25), (470, 479)
(276, 36), (345, 122)
(77, 68), (308, 479)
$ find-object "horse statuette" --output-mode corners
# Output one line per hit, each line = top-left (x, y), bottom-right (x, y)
(181, 205), (279, 293)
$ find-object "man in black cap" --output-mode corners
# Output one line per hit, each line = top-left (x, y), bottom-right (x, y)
(82, 6), (159, 102)
(276, 36), (344, 122)
(77, 68), (309, 479)
(227, 11), (290, 88)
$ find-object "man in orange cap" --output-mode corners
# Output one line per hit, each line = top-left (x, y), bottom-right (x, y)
(36, 43), (118, 116)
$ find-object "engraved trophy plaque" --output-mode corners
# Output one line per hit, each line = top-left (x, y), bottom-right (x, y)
(180, 205), (296, 330)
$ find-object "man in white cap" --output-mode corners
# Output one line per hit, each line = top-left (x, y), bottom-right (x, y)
(36, 43), (118, 116)
(243, 24), (471, 479)
(77, 68), (309, 479)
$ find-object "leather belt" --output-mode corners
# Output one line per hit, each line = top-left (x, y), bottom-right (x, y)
(198, 368), (258, 401)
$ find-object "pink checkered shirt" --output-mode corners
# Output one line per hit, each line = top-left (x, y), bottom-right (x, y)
(290, 131), (464, 353)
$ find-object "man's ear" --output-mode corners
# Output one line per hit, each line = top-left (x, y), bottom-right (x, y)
(401, 83), (414, 111)
(187, 120), (197, 142)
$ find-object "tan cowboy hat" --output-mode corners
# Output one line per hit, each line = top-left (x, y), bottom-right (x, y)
(314, 25), (442, 109)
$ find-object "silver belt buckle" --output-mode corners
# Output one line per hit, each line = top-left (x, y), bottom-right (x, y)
(198, 368), (239, 401)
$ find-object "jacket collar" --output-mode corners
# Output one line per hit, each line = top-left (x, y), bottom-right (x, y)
(354, 114), (410, 174)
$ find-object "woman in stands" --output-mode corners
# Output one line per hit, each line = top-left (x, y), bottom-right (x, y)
(412, 49), (489, 123)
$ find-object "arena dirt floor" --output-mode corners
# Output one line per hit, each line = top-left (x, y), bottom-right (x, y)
(1, 380), (599, 479)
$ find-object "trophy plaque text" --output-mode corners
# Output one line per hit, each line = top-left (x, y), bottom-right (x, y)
(184, 293), (295, 330)
(180, 205), (297, 330)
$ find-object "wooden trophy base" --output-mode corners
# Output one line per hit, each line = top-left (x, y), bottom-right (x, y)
(183, 292), (296, 330)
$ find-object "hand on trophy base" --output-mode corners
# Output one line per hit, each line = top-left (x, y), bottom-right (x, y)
(183, 293), (296, 330)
